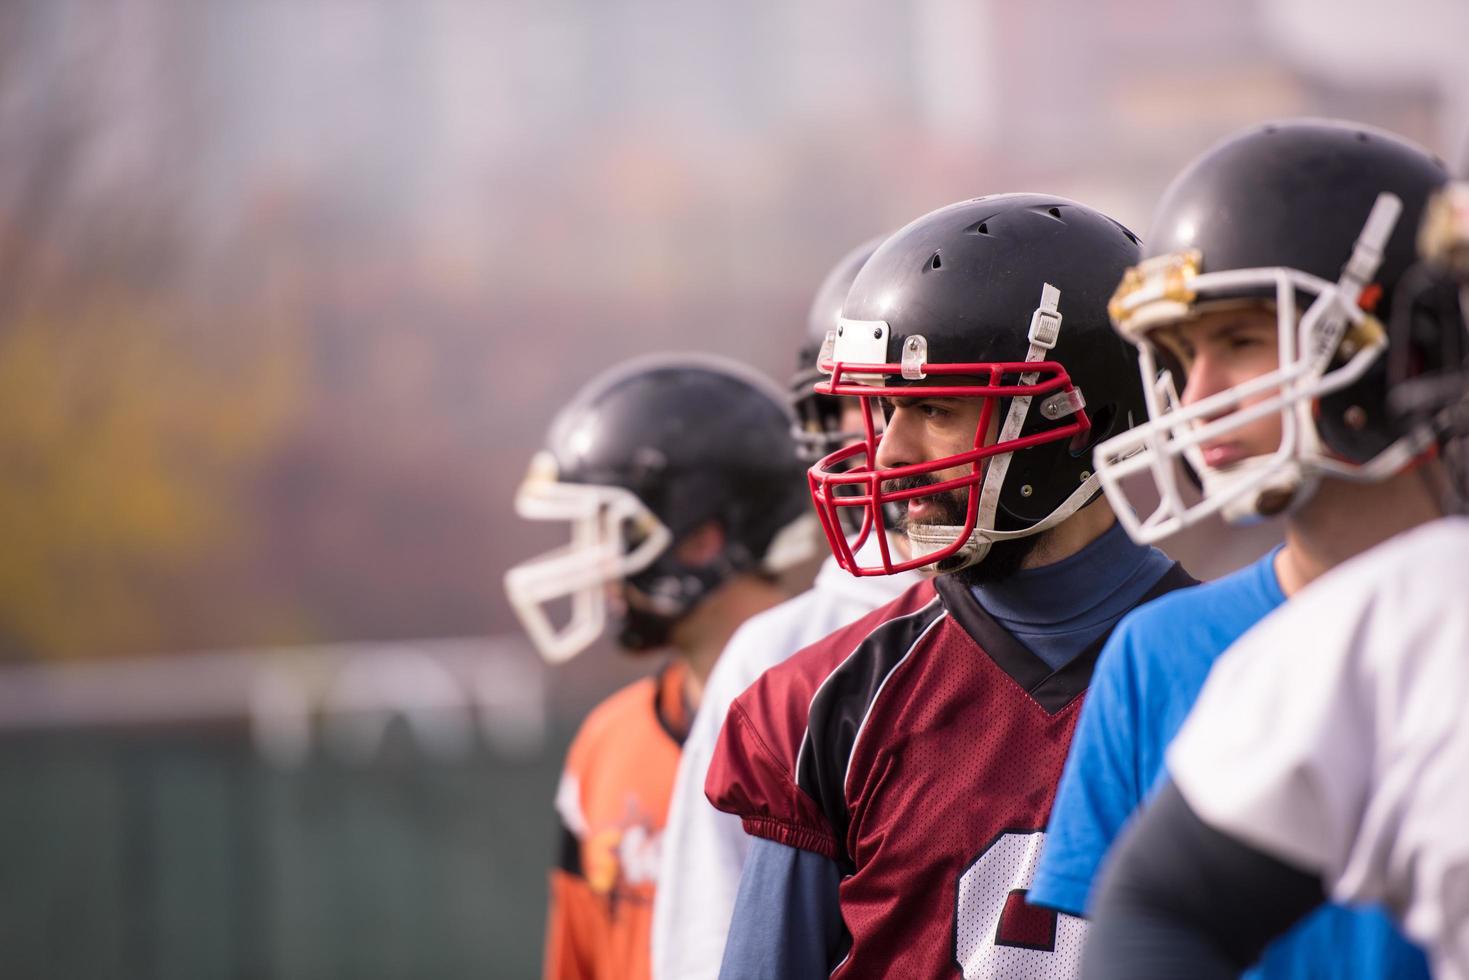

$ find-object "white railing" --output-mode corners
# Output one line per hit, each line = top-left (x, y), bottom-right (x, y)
(0, 636), (548, 766)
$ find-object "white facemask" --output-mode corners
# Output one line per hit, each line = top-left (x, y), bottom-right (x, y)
(1094, 192), (1434, 544)
(502, 452), (673, 664)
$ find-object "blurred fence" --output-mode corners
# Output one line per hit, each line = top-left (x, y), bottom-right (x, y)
(0, 638), (565, 980)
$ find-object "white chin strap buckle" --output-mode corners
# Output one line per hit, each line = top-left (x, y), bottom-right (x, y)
(904, 523), (990, 566)
(1208, 458), (1313, 524)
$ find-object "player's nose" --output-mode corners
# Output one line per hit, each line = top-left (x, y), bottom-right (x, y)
(1180, 353), (1229, 414)
(874, 404), (921, 470)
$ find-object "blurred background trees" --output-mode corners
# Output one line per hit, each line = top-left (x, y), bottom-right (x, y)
(0, 1), (1462, 973)
(0, 0), (1462, 663)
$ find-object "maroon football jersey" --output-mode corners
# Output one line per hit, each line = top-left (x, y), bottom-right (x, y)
(706, 567), (1193, 979)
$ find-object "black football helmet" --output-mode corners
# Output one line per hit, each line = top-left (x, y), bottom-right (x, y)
(1096, 119), (1452, 541)
(808, 194), (1145, 575)
(1390, 179), (1469, 510)
(505, 355), (815, 661)
(791, 237), (884, 462)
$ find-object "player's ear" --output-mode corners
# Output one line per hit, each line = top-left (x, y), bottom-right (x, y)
(673, 520), (726, 567)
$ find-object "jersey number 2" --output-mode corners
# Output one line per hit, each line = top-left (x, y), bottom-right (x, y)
(954, 830), (1086, 978)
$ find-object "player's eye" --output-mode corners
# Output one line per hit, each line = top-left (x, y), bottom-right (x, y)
(1226, 333), (1267, 353)
(918, 402), (950, 420)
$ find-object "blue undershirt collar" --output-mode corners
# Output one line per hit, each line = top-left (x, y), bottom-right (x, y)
(970, 520), (1174, 671)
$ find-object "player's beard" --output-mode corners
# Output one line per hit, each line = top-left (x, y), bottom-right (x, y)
(882, 474), (1040, 585)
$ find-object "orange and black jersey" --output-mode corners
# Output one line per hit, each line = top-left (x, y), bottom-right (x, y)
(545, 660), (691, 980)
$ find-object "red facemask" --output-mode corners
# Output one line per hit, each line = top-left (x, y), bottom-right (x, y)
(808, 355), (1091, 576)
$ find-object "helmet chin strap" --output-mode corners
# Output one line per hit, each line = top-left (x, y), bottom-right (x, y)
(1208, 457), (1315, 523)
(905, 283), (1098, 569)
(905, 471), (1103, 564)
(1214, 365), (1329, 523)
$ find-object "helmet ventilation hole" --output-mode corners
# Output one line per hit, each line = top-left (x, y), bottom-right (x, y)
(928, 251), (943, 270)
(977, 223), (988, 234)
(1048, 207), (1061, 218)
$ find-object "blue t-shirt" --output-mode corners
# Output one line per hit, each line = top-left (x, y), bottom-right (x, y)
(1031, 547), (1429, 979)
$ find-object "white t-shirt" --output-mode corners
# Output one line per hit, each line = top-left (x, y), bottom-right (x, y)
(650, 538), (920, 980)
(1169, 517), (1469, 980)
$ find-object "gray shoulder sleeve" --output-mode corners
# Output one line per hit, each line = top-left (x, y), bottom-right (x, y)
(1082, 780), (1326, 980)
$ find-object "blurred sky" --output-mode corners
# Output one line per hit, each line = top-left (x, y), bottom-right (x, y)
(0, 0), (1464, 662)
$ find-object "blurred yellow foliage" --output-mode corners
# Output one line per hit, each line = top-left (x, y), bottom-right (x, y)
(0, 289), (302, 659)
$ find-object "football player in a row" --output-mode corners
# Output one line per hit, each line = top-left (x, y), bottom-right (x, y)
(505, 118), (1468, 980)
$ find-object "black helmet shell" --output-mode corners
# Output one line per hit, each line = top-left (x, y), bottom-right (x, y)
(547, 355), (811, 566)
(841, 194), (1144, 525)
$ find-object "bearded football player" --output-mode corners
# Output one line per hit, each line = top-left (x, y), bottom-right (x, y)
(703, 193), (1195, 979)
(1032, 120), (1449, 978)
(504, 354), (815, 980)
